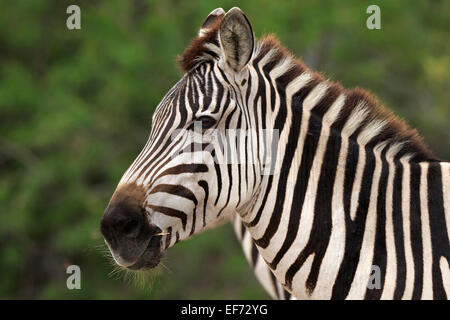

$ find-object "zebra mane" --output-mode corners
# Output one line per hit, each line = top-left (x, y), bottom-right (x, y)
(255, 35), (436, 162)
(177, 16), (223, 72)
(177, 24), (435, 162)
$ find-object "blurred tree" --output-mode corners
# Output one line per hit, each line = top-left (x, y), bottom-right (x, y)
(0, 0), (448, 299)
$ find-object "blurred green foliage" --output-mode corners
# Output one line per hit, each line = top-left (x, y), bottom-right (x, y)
(0, 0), (448, 299)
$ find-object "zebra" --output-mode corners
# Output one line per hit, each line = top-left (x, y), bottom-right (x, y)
(100, 7), (450, 299)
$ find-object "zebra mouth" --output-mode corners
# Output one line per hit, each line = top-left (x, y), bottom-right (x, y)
(127, 234), (164, 271)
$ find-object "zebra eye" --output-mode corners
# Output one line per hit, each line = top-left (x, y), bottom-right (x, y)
(188, 115), (216, 130)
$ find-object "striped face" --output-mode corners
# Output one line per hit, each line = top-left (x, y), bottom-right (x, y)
(100, 8), (258, 271)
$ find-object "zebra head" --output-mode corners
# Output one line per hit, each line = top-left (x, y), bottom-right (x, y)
(100, 8), (265, 271)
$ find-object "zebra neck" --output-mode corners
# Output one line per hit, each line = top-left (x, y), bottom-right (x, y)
(238, 64), (450, 298)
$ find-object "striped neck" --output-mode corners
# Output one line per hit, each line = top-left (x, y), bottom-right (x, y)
(237, 37), (449, 299)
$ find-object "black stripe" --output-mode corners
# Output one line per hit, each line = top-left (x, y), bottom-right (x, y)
(236, 115), (242, 208)
(176, 77), (188, 127)
(149, 184), (198, 205)
(409, 163), (423, 299)
(283, 289), (291, 300)
(198, 180), (209, 227)
(147, 205), (187, 230)
(202, 70), (212, 111)
(244, 123), (249, 192)
(189, 206), (197, 236)
(427, 163), (449, 299)
(239, 221), (246, 240)
(188, 77), (198, 114)
(268, 270), (280, 300)
(251, 241), (259, 267)
(343, 140), (359, 220)
(392, 159), (407, 299)
(153, 164), (208, 183)
(211, 72), (224, 114)
(212, 150), (222, 206)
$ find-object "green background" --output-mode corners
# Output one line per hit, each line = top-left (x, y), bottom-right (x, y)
(0, 0), (448, 299)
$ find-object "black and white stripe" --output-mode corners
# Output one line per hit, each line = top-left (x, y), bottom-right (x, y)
(111, 7), (449, 299)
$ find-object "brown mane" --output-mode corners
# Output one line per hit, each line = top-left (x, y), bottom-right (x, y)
(177, 16), (223, 72)
(256, 35), (435, 161)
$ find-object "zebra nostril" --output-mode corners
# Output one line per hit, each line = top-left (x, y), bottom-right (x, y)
(120, 218), (141, 238)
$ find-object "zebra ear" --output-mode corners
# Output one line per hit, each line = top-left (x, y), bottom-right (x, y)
(219, 7), (254, 73)
(198, 8), (225, 37)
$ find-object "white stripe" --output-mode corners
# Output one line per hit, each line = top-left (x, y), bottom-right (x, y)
(400, 157), (414, 299)
(380, 144), (402, 299)
(303, 82), (329, 111)
(343, 102), (370, 136)
(269, 58), (295, 80)
(347, 103), (370, 221)
(441, 162), (450, 244)
(357, 119), (387, 146)
(419, 162), (433, 299)
(440, 256), (450, 297)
